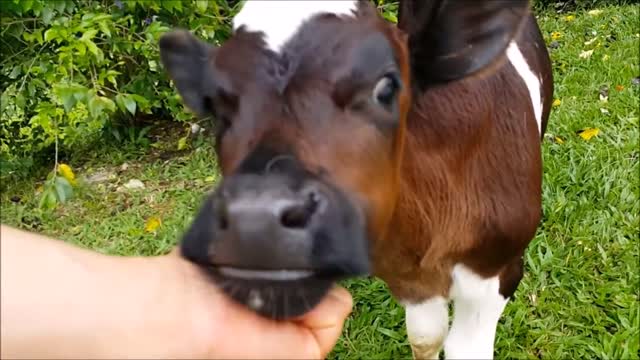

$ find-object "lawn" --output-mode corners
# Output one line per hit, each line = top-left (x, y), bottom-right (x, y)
(1, 3), (639, 360)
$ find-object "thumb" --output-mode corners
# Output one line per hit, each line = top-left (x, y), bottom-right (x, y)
(295, 286), (353, 358)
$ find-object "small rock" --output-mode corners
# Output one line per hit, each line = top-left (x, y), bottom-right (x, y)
(120, 163), (129, 171)
(190, 123), (201, 134)
(124, 179), (145, 190)
(631, 77), (640, 86)
(549, 41), (560, 49)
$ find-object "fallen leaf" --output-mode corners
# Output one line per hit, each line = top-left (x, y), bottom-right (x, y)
(555, 137), (565, 144)
(564, 15), (575, 21)
(58, 163), (77, 186)
(144, 216), (162, 233)
(124, 179), (145, 190)
(632, 77), (640, 86)
(551, 31), (562, 40)
(602, 54), (609, 61)
(190, 123), (201, 134)
(577, 128), (600, 140)
(120, 163), (129, 171)
(584, 37), (598, 46)
(615, 85), (624, 91)
(588, 9), (603, 16)
(177, 136), (188, 150)
(552, 99), (562, 107)
(579, 49), (594, 59)
(600, 108), (609, 115)
(205, 176), (215, 183)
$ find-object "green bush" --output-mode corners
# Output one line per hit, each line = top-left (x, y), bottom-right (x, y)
(0, 0), (630, 176)
(0, 0), (235, 172)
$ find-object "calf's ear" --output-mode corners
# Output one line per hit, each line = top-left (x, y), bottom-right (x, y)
(159, 30), (218, 117)
(398, 0), (531, 85)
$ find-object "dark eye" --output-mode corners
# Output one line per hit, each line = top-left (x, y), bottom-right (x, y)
(372, 74), (400, 108)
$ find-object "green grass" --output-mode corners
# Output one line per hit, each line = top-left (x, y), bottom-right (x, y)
(2, 4), (639, 359)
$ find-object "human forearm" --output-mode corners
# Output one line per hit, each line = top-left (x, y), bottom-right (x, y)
(0, 225), (191, 359)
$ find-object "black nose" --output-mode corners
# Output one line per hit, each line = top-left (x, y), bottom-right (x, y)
(210, 180), (327, 272)
(218, 188), (323, 233)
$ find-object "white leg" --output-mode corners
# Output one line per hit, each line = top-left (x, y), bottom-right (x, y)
(403, 296), (449, 360)
(444, 264), (508, 360)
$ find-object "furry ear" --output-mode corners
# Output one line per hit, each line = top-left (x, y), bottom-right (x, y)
(159, 30), (218, 117)
(398, 0), (531, 85)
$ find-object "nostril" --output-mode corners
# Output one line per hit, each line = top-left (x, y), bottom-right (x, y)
(280, 191), (320, 229)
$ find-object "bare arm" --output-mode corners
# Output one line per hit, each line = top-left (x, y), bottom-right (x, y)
(0, 224), (352, 359)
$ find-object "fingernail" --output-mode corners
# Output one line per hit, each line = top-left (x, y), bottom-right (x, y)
(328, 286), (353, 308)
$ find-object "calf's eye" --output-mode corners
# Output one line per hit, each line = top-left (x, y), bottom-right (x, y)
(372, 74), (400, 108)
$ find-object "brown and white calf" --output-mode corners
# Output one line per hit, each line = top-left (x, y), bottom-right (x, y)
(159, 0), (553, 358)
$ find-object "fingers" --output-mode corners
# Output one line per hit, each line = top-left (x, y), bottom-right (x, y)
(294, 286), (354, 358)
(210, 286), (353, 359)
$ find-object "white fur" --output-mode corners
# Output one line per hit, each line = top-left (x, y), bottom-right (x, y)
(444, 264), (508, 360)
(506, 41), (543, 134)
(233, 0), (358, 53)
(404, 297), (449, 359)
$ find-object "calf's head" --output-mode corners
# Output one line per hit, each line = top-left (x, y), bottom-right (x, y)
(159, 0), (530, 319)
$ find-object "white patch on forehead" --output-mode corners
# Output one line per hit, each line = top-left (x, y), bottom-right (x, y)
(233, 0), (358, 52)
(506, 41), (542, 134)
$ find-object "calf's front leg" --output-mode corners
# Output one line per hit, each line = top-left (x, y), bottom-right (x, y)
(404, 296), (449, 360)
(443, 264), (510, 360)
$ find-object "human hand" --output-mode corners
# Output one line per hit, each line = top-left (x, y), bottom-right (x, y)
(161, 249), (354, 359)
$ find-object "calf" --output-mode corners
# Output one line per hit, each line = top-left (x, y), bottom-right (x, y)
(159, 0), (553, 358)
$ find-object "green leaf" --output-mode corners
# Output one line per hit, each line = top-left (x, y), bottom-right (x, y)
(54, 85), (77, 113)
(80, 29), (98, 41)
(44, 28), (58, 42)
(8, 65), (21, 79)
(83, 39), (99, 56)
(54, 176), (73, 203)
(177, 135), (188, 150)
(41, 6), (54, 24)
(15, 93), (26, 109)
(54, 0), (66, 13)
(39, 187), (58, 210)
(21, 0), (33, 12)
(88, 95), (116, 119)
(123, 95), (136, 115)
(115, 94), (137, 115)
(196, 0), (208, 12)
(98, 21), (111, 38)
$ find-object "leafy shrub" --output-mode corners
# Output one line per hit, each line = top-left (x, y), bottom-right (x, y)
(0, 0), (236, 175)
(0, 0), (628, 179)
